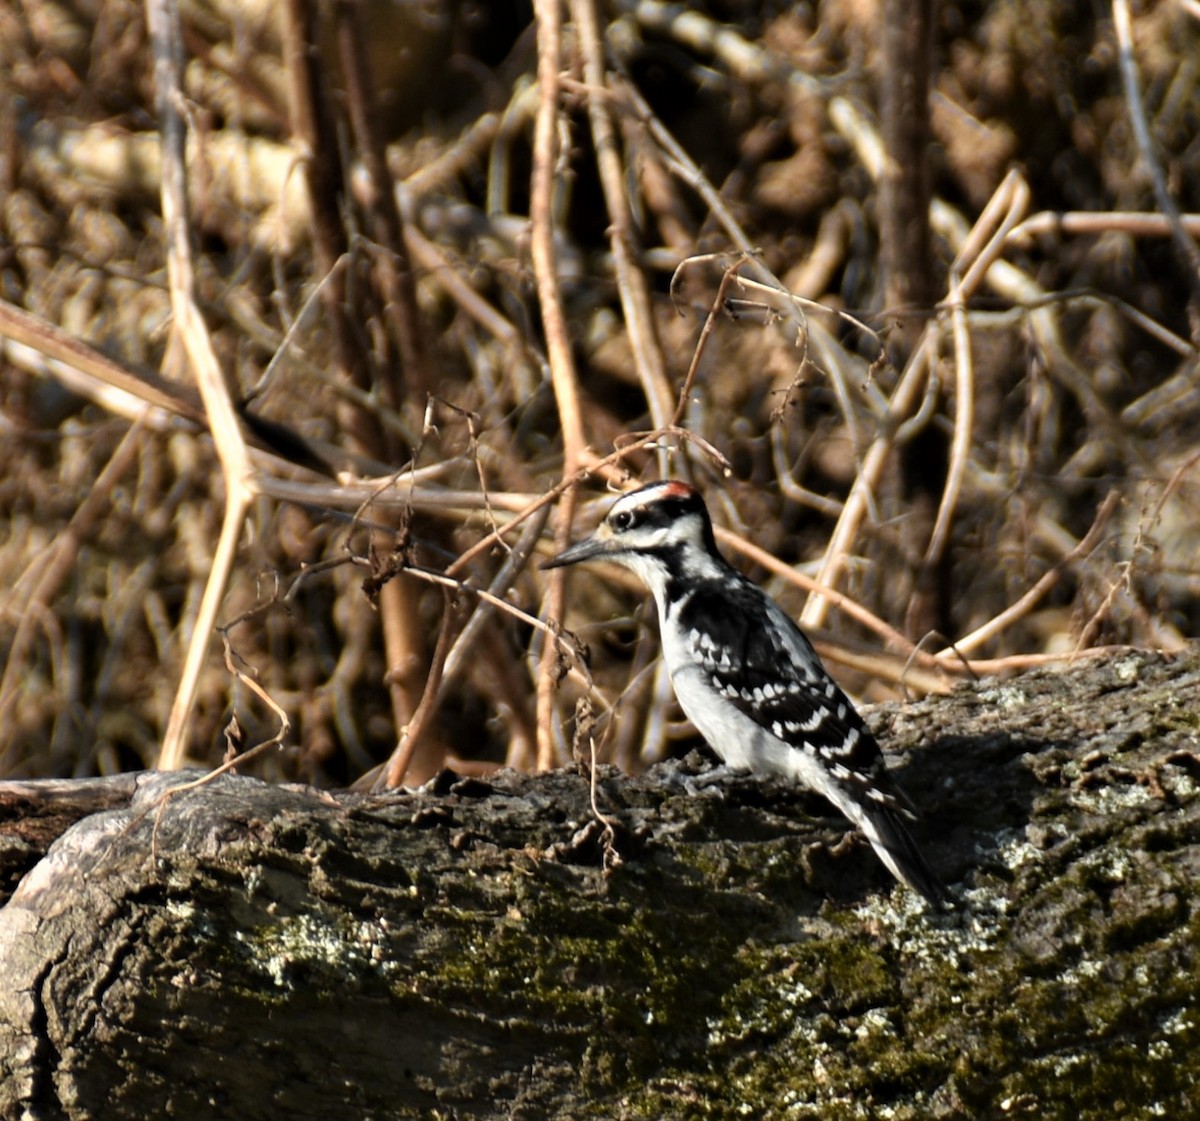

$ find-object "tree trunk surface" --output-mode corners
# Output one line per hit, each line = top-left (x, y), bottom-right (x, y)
(2, 647), (1199, 1120)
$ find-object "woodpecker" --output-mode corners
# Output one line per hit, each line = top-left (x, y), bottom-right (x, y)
(543, 479), (945, 904)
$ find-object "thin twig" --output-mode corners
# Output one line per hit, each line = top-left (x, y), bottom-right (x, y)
(937, 491), (1121, 658)
(1006, 210), (1200, 246)
(402, 224), (525, 348)
(714, 527), (928, 665)
(443, 429), (684, 578)
(921, 272), (973, 569)
(333, 0), (430, 400)
(531, 0), (587, 772)
(147, 0), (257, 770)
(799, 330), (937, 629)
(670, 259), (742, 426)
(279, 0), (368, 405)
(244, 254), (349, 403)
(441, 505), (553, 688)
(348, 504), (555, 787)
(574, 0), (674, 475)
(1112, 0), (1200, 313)
(0, 297), (206, 426)
(583, 698), (622, 872)
(217, 629), (292, 750)
(920, 173), (1031, 573)
(148, 635), (292, 855)
(0, 422), (147, 742)
(374, 589), (466, 790)
(949, 168), (1030, 294)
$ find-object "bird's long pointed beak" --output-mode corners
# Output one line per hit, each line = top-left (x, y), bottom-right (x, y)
(541, 533), (612, 570)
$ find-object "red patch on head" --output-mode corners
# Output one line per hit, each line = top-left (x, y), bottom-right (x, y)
(660, 480), (696, 500)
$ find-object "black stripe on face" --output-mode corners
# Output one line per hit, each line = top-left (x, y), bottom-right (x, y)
(610, 484), (714, 542)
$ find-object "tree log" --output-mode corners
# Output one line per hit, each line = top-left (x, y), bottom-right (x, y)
(2, 647), (1199, 1119)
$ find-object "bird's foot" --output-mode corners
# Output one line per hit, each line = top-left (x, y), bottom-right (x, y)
(677, 764), (737, 798)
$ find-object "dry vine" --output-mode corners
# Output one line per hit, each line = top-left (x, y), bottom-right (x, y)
(0, 1), (1197, 787)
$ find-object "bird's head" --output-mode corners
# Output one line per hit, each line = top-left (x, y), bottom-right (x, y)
(542, 480), (721, 592)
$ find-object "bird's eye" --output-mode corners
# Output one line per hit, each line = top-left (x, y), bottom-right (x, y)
(611, 509), (635, 532)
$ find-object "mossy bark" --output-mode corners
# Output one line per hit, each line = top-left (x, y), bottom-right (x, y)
(2, 646), (1199, 1120)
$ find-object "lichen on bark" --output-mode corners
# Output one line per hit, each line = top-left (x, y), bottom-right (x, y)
(1, 646), (1199, 1119)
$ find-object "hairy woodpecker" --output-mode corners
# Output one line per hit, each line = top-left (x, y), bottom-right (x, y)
(544, 479), (945, 904)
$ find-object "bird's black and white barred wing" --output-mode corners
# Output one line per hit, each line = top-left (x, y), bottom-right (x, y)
(674, 577), (917, 817)
(671, 575), (946, 903)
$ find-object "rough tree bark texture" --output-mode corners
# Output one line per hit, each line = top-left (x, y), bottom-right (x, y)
(2, 647), (1199, 1120)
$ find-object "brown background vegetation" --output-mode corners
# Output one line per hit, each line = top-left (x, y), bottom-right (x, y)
(1, 0), (1198, 788)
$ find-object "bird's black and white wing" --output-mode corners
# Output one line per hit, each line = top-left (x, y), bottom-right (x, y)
(667, 576), (944, 902)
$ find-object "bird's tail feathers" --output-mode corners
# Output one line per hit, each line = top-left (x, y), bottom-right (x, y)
(855, 801), (948, 907)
